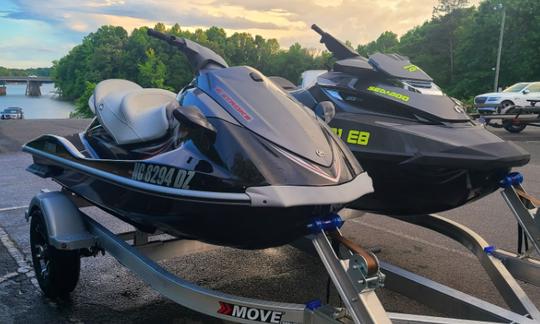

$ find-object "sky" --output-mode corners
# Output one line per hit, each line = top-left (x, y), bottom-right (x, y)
(0, 0), (480, 68)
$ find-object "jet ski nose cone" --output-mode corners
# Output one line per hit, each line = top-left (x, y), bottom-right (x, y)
(205, 66), (334, 167)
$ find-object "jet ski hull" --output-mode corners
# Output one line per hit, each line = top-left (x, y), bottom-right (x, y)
(350, 158), (511, 215)
(24, 134), (372, 249)
(52, 168), (327, 249)
(282, 24), (531, 215)
(328, 113), (529, 215)
(24, 32), (373, 250)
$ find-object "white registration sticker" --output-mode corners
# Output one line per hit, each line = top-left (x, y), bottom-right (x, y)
(131, 163), (195, 189)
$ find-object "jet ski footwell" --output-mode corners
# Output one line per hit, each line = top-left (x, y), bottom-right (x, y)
(25, 177), (540, 323)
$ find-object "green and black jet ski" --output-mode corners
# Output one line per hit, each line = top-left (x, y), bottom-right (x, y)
(272, 24), (530, 215)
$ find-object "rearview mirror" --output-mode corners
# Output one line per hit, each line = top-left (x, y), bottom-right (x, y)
(173, 105), (217, 143)
(523, 89), (530, 95)
(315, 101), (336, 123)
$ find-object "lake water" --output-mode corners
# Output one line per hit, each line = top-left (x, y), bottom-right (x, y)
(0, 83), (74, 119)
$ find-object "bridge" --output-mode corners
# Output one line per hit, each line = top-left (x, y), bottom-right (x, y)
(0, 76), (54, 97)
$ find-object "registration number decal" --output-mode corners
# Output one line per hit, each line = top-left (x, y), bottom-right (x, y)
(131, 163), (195, 189)
(331, 128), (370, 146)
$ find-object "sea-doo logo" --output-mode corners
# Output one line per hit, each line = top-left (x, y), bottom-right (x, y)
(403, 64), (419, 72)
(215, 87), (253, 122)
(217, 302), (284, 323)
(367, 86), (410, 102)
(131, 163), (195, 189)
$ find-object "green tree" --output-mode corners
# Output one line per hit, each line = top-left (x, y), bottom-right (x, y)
(52, 25), (129, 100)
(52, 22), (332, 115)
(432, 0), (470, 82)
(70, 81), (96, 118)
(138, 48), (167, 88)
(0, 67), (51, 76)
(357, 31), (399, 56)
(268, 43), (321, 84)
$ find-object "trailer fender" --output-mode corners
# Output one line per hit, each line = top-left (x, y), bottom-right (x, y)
(27, 191), (96, 250)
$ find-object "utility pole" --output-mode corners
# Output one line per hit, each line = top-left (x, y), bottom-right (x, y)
(494, 4), (506, 92)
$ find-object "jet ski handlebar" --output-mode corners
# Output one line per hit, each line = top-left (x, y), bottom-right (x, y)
(147, 28), (228, 73)
(311, 24), (361, 60)
(147, 28), (176, 43)
(311, 24), (325, 36)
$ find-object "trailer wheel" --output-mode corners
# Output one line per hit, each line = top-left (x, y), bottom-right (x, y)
(502, 108), (527, 133)
(30, 209), (80, 298)
(500, 100), (514, 110)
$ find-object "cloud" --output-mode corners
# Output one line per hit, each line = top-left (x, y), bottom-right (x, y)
(6, 0), (285, 33)
(3, 0), (482, 67)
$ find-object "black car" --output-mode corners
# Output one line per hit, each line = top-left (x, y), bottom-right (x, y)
(1, 107), (24, 119)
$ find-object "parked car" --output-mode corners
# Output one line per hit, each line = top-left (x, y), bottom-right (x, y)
(474, 82), (540, 114)
(1, 107), (24, 119)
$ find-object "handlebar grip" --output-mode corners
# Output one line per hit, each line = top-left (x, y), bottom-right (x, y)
(311, 24), (325, 36)
(147, 28), (170, 41)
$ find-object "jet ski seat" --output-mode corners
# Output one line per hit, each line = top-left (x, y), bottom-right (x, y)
(89, 79), (177, 145)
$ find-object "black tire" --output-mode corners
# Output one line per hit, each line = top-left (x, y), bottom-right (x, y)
(500, 100), (514, 111)
(502, 108), (527, 133)
(30, 209), (80, 298)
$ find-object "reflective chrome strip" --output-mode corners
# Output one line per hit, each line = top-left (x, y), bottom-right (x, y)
(273, 146), (340, 182)
(25, 144), (372, 208)
(23, 146), (251, 203)
(247, 172), (373, 207)
(78, 133), (99, 158)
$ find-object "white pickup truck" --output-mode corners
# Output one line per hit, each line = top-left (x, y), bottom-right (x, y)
(474, 82), (540, 113)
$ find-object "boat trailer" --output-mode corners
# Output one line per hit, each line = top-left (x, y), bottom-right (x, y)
(25, 173), (540, 323)
(474, 99), (540, 133)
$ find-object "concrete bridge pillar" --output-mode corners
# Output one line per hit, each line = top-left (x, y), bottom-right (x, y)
(26, 81), (42, 96)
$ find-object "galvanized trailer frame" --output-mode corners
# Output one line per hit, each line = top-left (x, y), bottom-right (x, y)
(26, 179), (540, 324)
(475, 100), (540, 132)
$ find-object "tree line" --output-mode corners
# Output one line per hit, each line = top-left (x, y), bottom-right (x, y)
(52, 0), (540, 117)
(0, 67), (51, 77)
(52, 23), (332, 117)
(358, 0), (540, 101)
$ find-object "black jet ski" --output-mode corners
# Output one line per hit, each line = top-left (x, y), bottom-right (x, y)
(272, 24), (530, 215)
(23, 29), (372, 249)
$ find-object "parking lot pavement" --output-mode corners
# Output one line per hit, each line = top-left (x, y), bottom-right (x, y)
(489, 125), (540, 142)
(0, 119), (90, 154)
(0, 120), (539, 323)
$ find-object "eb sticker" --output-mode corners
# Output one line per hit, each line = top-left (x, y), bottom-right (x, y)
(332, 128), (370, 146)
(132, 163), (195, 189)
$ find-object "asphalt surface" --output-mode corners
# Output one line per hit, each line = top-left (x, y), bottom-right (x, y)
(0, 119), (539, 323)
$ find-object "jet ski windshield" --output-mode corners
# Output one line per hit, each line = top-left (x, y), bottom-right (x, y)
(199, 66), (335, 167)
(400, 79), (443, 96)
(368, 53), (432, 82)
